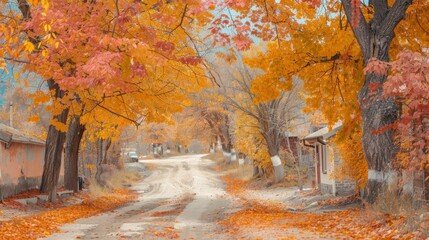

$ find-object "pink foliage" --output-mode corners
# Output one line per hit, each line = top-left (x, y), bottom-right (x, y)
(232, 35), (253, 51)
(81, 52), (122, 79)
(226, 0), (247, 8)
(131, 63), (147, 78)
(383, 51), (429, 171)
(178, 56), (201, 66)
(155, 41), (176, 54)
(301, 0), (322, 8)
(364, 58), (389, 76)
(189, 0), (215, 15)
(25, 0), (205, 94)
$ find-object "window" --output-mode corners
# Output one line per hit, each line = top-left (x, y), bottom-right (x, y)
(320, 145), (328, 174)
(316, 144), (328, 174)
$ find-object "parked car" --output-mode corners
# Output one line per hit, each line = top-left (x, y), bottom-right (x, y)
(128, 152), (138, 162)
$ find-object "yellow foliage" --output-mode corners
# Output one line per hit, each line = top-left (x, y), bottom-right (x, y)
(31, 90), (51, 105)
(333, 124), (368, 189)
(50, 118), (67, 132)
(234, 111), (272, 171)
(27, 115), (40, 122)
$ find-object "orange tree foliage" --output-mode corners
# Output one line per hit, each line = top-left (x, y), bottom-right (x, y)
(0, 0), (49, 71)
(209, 0), (429, 186)
(142, 122), (176, 145)
(5, 0), (213, 140)
(175, 90), (231, 148)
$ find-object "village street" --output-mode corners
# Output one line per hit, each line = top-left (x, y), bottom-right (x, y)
(42, 154), (339, 240)
(44, 154), (234, 239)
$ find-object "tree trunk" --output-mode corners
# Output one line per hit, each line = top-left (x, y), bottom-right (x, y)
(102, 138), (112, 164)
(340, 0), (412, 203)
(261, 117), (285, 183)
(40, 80), (69, 202)
(286, 134), (303, 191)
(359, 73), (398, 202)
(220, 134), (232, 164)
(252, 164), (261, 178)
(265, 135), (285, 183)
(64, 116), (86, 192)
(95, 138), (104, 185)
(95, 138), (112, 185)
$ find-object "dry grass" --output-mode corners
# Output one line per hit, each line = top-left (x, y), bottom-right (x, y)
(87, 168), (141, 198)
(202, 152), (223, 162)
(204, 152), (254, 181)
(359, 184), (429, 238)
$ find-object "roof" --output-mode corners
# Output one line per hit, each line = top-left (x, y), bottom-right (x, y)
(0, 123), (45, 145)
(283, 132), (299, 138)
(303, 122), (343, 140)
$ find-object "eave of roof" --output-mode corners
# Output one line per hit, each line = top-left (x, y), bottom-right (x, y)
(0, 123), (45, 145)
(303, 123), (343, 140)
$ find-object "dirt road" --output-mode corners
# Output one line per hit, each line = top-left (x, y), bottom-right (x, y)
(44, 154), (234, 240)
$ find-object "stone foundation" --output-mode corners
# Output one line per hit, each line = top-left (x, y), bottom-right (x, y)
(335, 181), (356, 196)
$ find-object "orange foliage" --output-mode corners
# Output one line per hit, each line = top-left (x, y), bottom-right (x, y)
(150, 194), (193, 217)
(147, 226), (180, 239)
(0, 190), (137, 240)
(221, 176), (248, 196)
(221, 173), (415, 239)
(221, 201), (414, 239)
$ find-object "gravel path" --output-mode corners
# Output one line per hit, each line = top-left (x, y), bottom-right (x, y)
(43, 154), (235, 240)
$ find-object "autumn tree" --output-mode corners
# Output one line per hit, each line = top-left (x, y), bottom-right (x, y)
(216, 56), (304, 182)
(209, 0), (428, 202)
(175, 90), (232, 153)
(6, 0), (212, 200)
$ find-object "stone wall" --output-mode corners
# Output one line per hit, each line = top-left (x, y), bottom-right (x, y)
(320, 183), (333, 195)
(333, 148), (356, 196)
(335, 181), (356, 196)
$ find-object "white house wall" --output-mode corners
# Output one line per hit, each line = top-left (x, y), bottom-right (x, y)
(316, 143), (335, 195)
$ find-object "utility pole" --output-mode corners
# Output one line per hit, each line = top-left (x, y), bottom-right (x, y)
(0, 78), (13, 127)
(9, 99), (13, 128)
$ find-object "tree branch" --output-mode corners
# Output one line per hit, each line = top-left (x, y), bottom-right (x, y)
(341, 0), (371, 59)
(379, 0), (413, 37)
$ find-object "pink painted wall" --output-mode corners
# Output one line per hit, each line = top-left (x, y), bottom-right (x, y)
(0, 142), (45, 185)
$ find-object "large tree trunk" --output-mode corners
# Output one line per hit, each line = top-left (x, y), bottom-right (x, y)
(40, 80), (69, 202)
(341, 0), (412, 203)
(64, 116), (86, 192)
(359, 73), (398, 202)
(260, 103), (285, 183)
(263, 129), (285, 183)
(268, 148), (285, 183)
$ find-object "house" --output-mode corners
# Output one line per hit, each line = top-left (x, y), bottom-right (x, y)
(302, 123), (356, 196)
(280, 132), (300, 159)
(0, 123), (46, 200)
